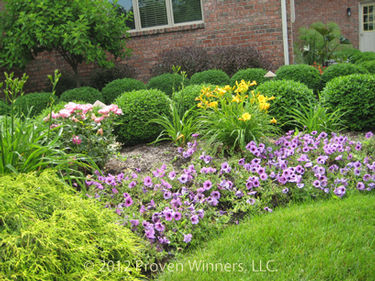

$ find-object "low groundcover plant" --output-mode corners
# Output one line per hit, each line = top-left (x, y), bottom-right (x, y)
(86, 130), (375, 266)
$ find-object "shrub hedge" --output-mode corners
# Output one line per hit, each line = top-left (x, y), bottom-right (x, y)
(190, 70), (230, 86)
(275, 64), (321, 92)
(14, 92), (55, 117)
(321, 63), (368, 85)
(60, 87), (103, 104)
(102, 78), (146, 104)
(351, 51), (375, 64)
(172, 84), (208, 113)
(359, 60), (375, 74)
(255, 80), (316, 128)
(0, 100), (9, 115)
(323, 74), (375, 131)
(114, 89), (171, 146)
(147, 73), (188, 97)
(0, 171), (142, 280)
(230, 68), (268, 87)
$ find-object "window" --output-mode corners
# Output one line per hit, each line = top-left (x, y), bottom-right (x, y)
(363, 4), (375, 31)
(114, 0), (203, 31)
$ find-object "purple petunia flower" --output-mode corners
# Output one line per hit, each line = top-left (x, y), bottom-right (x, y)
(123, 192), (130, 198)
(203, 180), (212, 190)
(246, 198), (256, 205)
(144, 176), (153, 187)
(191, 215), (199, 224)
(183, 233), (192, 243)
(173, 212), (182, 221)
(178, 173), (189, 184)
(164, 211), (173, 221)
(334, 185), (346, 198)
(130, 219), (139, 227)
(211, 191), (221, 200)
(357, 182), (366, 191)
(264, 207), (273, 212)
(124, 196), (133, 207)
(112, 188), (119, 194)
(197, 209), (205, 219)
(365, 131), (374, 139)
(155, 222), (165, 232)
(128, 181), (137, 188)
(163, 190), (172, 200)
(282, 188), (289, 194)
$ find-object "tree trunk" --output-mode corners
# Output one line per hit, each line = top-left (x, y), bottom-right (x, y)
(72, 63), (81, 87)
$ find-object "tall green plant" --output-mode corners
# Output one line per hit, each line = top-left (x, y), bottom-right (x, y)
(295, 22), (351, 65)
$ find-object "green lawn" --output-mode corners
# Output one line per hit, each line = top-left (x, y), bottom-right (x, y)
(158, 195), (375, 281)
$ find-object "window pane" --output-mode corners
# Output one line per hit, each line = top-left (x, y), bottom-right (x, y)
(172, 0), (202, 24)
(364, 23), (369, 31)
(139, 0), (168, 28)
(113, 0), (135, 29)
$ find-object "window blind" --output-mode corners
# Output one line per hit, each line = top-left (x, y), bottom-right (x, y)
(139, 0), (168, 28)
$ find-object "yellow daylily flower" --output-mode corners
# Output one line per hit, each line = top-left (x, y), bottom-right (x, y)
(207, 101), (218, 108)
(238, 112), (252, 121)
(270, 117), (277, 124)
(232, 95), (241, 103)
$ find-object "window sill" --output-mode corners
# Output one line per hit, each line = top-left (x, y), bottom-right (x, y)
(129, 22), (205, 37)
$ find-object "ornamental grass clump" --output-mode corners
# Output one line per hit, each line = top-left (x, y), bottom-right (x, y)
(196, 80), (279, 152)
(86, 131), (375, 266)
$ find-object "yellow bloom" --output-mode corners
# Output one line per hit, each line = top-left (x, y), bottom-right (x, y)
(223, 85), (232, 92)
(235, 80), (249, 94)
(232, 95), (241, 103)
(268, 96), (275, 101)
(259, 102), (270, 111)
(238, 112), (252, 121)
(270, 117), (277, 124)
(207, 101), (218, 108)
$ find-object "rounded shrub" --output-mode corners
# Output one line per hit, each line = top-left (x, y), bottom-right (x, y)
(0, 171), (142, 280)
(351, 51), (375, 64)
(323, 74), (375, 131)
(359, 60), (375, 74)
(60, 87), (103, 104)
(102, 78), (146, 104)
(0, 100), (9, 115)
(114, 89), (170, 146)
(230, 68), (268, 87)
(255, 80), (315, 127)
(147, 73), (188, 97)
(321, 63), (368, 85)
(172, 84), (211, 113)
(275, 64), (321, 91)
(14, 92), (56, 117)
(190, 69), (230, 86)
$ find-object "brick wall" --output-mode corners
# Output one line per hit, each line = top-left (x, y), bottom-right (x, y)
(0, 0), (361, 93)
(292, 0), (360, 50)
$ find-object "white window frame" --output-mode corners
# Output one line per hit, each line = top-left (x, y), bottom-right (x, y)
(129, 0), (204, 32)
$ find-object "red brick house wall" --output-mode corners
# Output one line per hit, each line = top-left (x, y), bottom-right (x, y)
(0, 0), (362, 93)
(292, 0), (360, 49)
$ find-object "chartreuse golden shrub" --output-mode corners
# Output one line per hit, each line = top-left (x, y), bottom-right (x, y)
(196, 80), (279, 152)
(0, 171), (143, 281)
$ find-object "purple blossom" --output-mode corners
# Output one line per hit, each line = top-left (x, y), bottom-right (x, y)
(357, 182), (366, 191)
(144, 176), (153, 187)
(365, 131), (373, 139)
(191, 215), (199, 224)
(203, 180), (212, 190)
(164, 211), (173, 221)
(264, 207), (273, 212)
(246, 198), (256, 205)
(211, 191), (221, 200)
(334, 185), (346, 197)
(178, 173), (189, 184)
(124, 196), (133, 207)
(155, 222), (165, 232)
(173, 212), (182, 221)
(282, 188), (289, 194)
(128, 181), (137, 188)
(183, 233), (192, 243)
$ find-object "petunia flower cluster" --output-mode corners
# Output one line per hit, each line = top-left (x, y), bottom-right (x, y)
(85, 130), (375, 261)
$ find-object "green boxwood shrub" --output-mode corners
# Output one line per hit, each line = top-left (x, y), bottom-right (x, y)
(321, 63), (368, 85)
(275, 64), (321, 92)
(14, 92), (56, 117)
(0, 100), (9, 115)
(0, 171), (142, 280)
(359, 60), (375, 74)
(323, 74), (375, 131)
(351, 51), (375, 64)
(190, 69), (230, 86)
(60, 87), (103, 104)
(102, 78), (146, 104)
(114, 89), (170, 146)
(230, 68), (268, 87)
(334, 48), (361, 63)
(172, 84), (209, 113)
(147, 73), (188, 97)
(255, 80), (315, 127)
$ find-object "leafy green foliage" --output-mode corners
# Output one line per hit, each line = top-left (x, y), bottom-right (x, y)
(190, 70), (230, 86)
(255, 80), (316, 128)
(89, 64), (137, 90)
(151, 102), (199, 147)
(321, 63), (368, 85)
(0, 171), (142, 281)
(359, 60), (375, 74)
(334, 48), (361, 63)
(147, 73), (188, 97)
(275, 64), (322, 91)
(0, 0), (131, 84)
(286, 94), (347, 133)
(158, 195), (375, 281)
(295, 21), (352, 65)
(230, 68), (268, 87)
(351, 51), (375, 64)
(0, 100), (9, 116)
(102, 78), (146, 104)
(14, 92), (56, 117)
(172, 84), (209, 113)
(60, 87), (103, 104)
(114, 89), (170, 146)
(323, 74), (375, 131)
